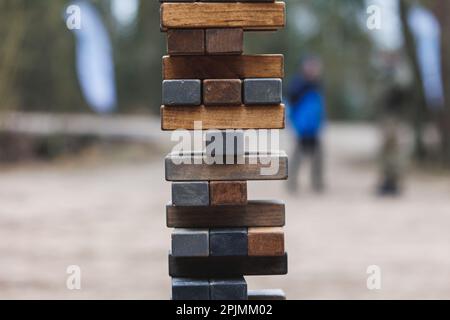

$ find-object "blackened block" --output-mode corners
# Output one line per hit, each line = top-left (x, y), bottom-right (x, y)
(205, 130), (244, 157)
(210, 228), (247, 256)
(169, 254), (288, 277)
(171, 229), (209, 257)
(243, 78), (282, 105)
(172, 182), (209, 206)
(210, 278), (248, 300)
(162, 80), (201, 106)
(248, 289), (286, 300)
(172, 278), (210, 300)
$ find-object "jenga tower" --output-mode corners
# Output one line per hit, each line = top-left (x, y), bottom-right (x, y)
(160, 0), (287, 300)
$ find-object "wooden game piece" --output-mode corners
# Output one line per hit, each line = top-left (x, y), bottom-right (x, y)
(205, 130), (245, 157)
(172, 182), (209, 206)
(162, 55), (284, 79)
(167, 29), (204, 55)
(172, 278), (210, 300)
(165, 151), (288, 181)
(248, 227), (284, 256)
(243, 78), (282, 105)
(210, 278), (248, 300)
(209, 228), (248, 256)
(203, 79), (242, 106)
(166, 200), (285, 228)
(160, 2), (285, 30)
(169, 254), (288, 277)
(171, 229), (209, 257)
(205, 29), (243, 55)
(209, 181), (247, 206)
(247, 289), (286, 300)
(161, 105), (285, 130)
(162, 80), (201, 106)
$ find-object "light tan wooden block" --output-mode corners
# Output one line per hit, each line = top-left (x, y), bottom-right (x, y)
(248, 227), (284, 256)
(161, 2), (285, 30)
(161, 105), (285, 130)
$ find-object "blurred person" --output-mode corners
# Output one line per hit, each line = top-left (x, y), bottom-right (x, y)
(376, 53), (411, 196)
(287, 56), (326, 193)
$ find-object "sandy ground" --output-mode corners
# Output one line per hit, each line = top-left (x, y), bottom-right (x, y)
(1, 123), (449, 300)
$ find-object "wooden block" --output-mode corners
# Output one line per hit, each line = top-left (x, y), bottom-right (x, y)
(205, 130), (244, 157)
(172, 278), (210, 300)
(166, 200), (285, 228)
(243, 78), (282, 105)
(171, 229), (209, 257)
(165, 151), (288, 181)
(203, 79), (242, 106)
(169, 254), (288, 277)
(248, 227), (284, 256)
(161, 105), (285, 130)
(162, 80), (201, 106)
(167, 29), (204, 55)
(248, 289), (286, 300)
(172, 182), (209, 206)
(162, 55), (284, 79)
(210, 278), (248, 300)
(210, 181), (247, 206)
(205, 29), (243, 55)
(160, 2), (285, 30)
(210, 228), (248, 256)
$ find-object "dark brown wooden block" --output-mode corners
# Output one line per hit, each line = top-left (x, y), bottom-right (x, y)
(203, 79), (242, 106)
(165, 151), (288, 181)
(162, 55), (284, 79)
(169, 254), (288, 277)
(166, 200), (285, 228)
(160, 2), (285, 30)
(248, 227), (284, 256)
(167, 29), (204, 55)
(206, 28), (243, 55)
(161, 105), (285, 130)
(210, 181), (247, 205)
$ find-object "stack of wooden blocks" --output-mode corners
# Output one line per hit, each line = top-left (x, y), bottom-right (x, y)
(160, 0), (288, 300)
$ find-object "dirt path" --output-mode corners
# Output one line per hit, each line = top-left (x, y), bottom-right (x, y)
(1, 124), (449, 299)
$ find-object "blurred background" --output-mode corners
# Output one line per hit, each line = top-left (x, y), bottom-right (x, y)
(1, 0), (450, 299)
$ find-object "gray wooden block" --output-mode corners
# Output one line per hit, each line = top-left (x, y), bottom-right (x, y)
(210, 228), (247, 256)
(172, 278), (210, 300)
(243, 78), (282, 105)
(248, 289), (286, 300)
(172, 182), (209, 206)
(210, 277), (248, 300)
(162, 80), (201, 106)
(205, 130), (244, 157)
(171, 228), (209, 257)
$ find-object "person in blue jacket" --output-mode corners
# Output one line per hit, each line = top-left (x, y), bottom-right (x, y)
(287, 56), (326, 193)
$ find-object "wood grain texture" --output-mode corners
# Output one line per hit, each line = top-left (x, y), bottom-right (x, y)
(167, 29), (204, 55)
(203, 79), (242, 106)
(210, 181), (247, 205)
(169, 254), (288, 277)
(206, 28), (243, 55)
(248, 227), (284, 256)
(166, 200), (285, 228)
(162, 55), (284, 79)
(161, 105), (285, 130)
(165, 151), (288, 181)
(161, 2), (285, 30)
